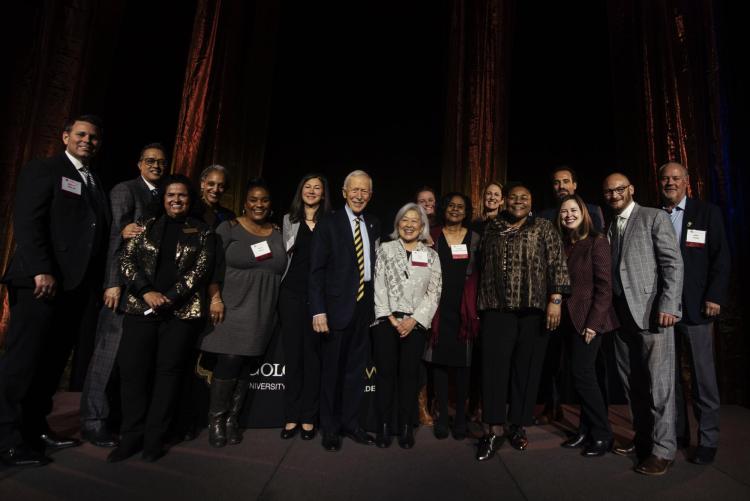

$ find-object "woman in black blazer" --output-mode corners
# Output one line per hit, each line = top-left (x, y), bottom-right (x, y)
(555, 194), (619, 457)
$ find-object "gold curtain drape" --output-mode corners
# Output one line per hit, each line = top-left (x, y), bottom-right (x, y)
(442, 0), (513, 210)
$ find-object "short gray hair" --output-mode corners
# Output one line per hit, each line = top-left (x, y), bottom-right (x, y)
(342, 170), (373, 191)
(200, 164), (231, 189)
(658, 161), (688, 178)
(389, 203), (430, 241)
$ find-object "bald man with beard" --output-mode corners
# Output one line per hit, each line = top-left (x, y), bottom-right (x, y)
(602, 173), (683, 476)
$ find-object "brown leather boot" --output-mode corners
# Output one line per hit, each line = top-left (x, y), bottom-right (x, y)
(417, 386), (433, 426)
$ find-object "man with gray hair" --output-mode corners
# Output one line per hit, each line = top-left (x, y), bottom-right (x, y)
(309, 170), (380, 451)
(658, 162), (730, 465)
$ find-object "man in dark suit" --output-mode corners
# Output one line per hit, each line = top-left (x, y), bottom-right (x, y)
(536, 166), (606, 425)
(79, 143), (166, 447)
(604, 172), (683, 476)
(309, 170), (380, 451)
(658, 162), (730, 465)
(0, 115), (111, 467)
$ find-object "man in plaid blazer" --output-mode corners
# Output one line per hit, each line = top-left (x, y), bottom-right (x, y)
(79, 143), (166, 447)
(603, 173), (683, 476)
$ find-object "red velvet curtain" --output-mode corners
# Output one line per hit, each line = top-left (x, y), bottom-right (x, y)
(0, 0), (124, 342)
(171, 0), (280, 212)
(608, 0), (724, 205)
(442, 0), (513, 210)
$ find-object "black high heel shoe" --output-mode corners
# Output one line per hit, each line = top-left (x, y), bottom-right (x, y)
(476, 433), (502, 461)
(397, 425), (414, 449)
(280, 425), (299, 439)
(300, 426), (316, 441)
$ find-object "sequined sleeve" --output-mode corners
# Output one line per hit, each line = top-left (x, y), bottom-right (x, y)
(164, 230), (216, 304)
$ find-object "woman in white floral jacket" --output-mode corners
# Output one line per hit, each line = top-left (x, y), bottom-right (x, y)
(372, 203), (442, 450)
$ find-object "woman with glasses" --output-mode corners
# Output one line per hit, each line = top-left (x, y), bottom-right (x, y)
(372, 203), (442, 449)
(423, 192), (480, 440)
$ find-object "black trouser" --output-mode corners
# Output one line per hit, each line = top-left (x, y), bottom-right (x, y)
(432, 363), (470, 431)
(319, 289), (372, 434)
(118, 314), (198, 452)
(279, 288), (321, 424)
(372, 321), (426, 428)
(0, 273), (100, 451)
(564, 316), (612, 441)
(481, 310), (547, 426)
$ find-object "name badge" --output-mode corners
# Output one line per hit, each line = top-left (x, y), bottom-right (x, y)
(61, 176), (82, 196)
(686, 229), (706, 248)
(411, 250), (429, 267)
(451, 244), (469, 260)
(251, 240), (273, 261)
(286, 235), (295, 252)
(183, 227), (198, 234)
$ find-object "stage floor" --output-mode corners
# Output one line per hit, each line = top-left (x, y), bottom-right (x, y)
(1, 393), (749, 500)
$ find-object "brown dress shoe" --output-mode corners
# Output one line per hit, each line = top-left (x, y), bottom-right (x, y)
(612, 442), (636, 456)
(635, 455), (673, 476)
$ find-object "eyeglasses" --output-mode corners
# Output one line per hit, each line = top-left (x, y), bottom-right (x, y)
(603, 185), (630, 196)
(141, 158), (168, 167)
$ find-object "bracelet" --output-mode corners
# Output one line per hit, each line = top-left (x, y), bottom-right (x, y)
(211, 298), (224, 305)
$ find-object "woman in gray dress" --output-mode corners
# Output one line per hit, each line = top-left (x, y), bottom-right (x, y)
(200, 178), (287, 447)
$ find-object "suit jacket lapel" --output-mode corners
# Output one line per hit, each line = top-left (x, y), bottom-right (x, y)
(681, 197), (695, 253)
(620, 203), (639, 255)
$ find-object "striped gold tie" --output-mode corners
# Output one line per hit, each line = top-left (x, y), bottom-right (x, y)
(354, 217), (365, 301)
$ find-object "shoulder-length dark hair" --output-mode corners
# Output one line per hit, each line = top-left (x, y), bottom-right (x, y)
(152, 174), (202, 218)
(288, 173), (331, 223)
(554, 194), (600, 242)
(438, 191), (473, 225)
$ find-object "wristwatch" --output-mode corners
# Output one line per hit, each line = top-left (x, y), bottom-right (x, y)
(550, 297), (562, 305)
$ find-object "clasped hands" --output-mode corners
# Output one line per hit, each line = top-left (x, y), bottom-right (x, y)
(389, 315), (417, 338)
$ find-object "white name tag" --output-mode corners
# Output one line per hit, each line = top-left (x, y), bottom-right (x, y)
(451, 244), (468, 260)
(61, 176), (82, 195)
(411, 250), (429, 267)
(251, 241), (273, 261)
(686, 229), (706, 248)
(286, 235), (295, 252)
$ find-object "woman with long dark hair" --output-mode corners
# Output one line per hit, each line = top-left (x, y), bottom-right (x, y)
(555, 194), (618, 456)
(279, 174), (331, 440)
(200, 178), (287, 448)
(109, 174), (215, 462)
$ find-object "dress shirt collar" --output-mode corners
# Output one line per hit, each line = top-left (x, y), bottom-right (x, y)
(617, 200), (636, 221)
(141, 176), (157, 192)
(65, 150), (86, 172)
(662, 195), (687, 213)
(344, 204), (365, 223)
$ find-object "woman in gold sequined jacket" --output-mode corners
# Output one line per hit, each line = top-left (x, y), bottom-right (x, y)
(475, 183), (570, 461)
(108, 174), (215, 464)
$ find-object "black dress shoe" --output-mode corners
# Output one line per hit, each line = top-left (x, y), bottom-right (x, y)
(40, 431), (82, 450)
(345, 427), (375, 446)
(476, 433), (502, 461)
(82, 428), (120, 448)
(507, 426), (528, 451)
(375, 424), (392, 448)
(107, 445), (141, 463)
(582, 439), (612, 457)
(321, 432), (342, 452)
(300, 427), (316, 441)
(397, 425), (415, 449)
(690, 445), (717, 465)
(452, 427), (467, 441)
(612, 442), (636, 456)
(1, 445), (52, 468)
(561, 433), (587, 449)
(280, 425), (299, 440)
(433, 423), (450, 440)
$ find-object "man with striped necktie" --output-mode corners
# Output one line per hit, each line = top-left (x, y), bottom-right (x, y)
(310, 170), (381, 451)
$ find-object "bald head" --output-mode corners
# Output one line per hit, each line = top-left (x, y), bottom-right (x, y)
(659, 162), (689, 207)
(603, 172), (634, 214)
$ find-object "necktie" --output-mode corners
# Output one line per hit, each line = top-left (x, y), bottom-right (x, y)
(151, 189), (159, 198)
(80, 167), (96, 189)
(609, 216), (625, 296)
(353, 217), (365, 302)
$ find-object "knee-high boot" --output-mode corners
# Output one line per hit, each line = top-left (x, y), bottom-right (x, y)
(226, 379), (250, 445)
(208, 378), (236, 448)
